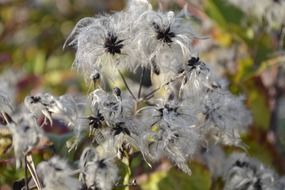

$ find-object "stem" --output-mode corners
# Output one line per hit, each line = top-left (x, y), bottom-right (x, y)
(24, 156), (29, 190)
(278, 24), (285, 49)
(1, 112), (15, 125)
(269, 24), (285, 134)
(138, 67), (145, 99)
(143, 86), (161, 100)
(118, 69), (137, 101)
(143, 72), (185, 100)
(26, 154), (42, 190)
(122, 155), (131, 190)
(269, 66), (283, 140)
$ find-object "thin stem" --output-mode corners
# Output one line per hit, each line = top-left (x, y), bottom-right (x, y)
(1, 112), (15, 125)
(143, 86), (161, 100)
(114, 180), (137, 188)
(269, 24), (285, 134)
(25, 156), (29, 190)
(122, 154), (131, 190)
(278, 24), (285, 49)
(118, 69), (137, 101)
(143, 72), (185, 100)
(269, 66), (283, 132)
(138, 67), (145, 99)
(26, 155), (42, 190)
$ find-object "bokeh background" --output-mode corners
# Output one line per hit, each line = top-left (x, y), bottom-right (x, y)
(0, 0), (285, 189)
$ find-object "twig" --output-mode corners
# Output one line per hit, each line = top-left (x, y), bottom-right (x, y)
(142, 72), (185, 100)
(118, 69), (137, 101)
(138, 67), (145, 99)
(1, 112), (15, 125)
(26, 154), (42, 190)
(24, 157), (29, 190)
(114, 179), (137, 188)
(269, 24), (285, 134)
(278, 24), (285, 49)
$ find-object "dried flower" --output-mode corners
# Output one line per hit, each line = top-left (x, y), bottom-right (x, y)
(24, 93), (55, 126)
(134, 10), (195, 63)
(79, 147), (118, 190)
(223, 153), (278, 190)
(64, 13), (140, 80)
(8, 114), (44, 168)
(90, 88), (135, 125)
(37, 156), (81, 190)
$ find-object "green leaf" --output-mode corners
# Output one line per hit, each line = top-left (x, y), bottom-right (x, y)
(248, 86), (270, 130)
(116, 157), (132, 190)
(205, 0), (245, 29)
(234, 57), (255, 83)
(245, 140), (273, 168)
(141, 163), (211, 190)
(255, 56), (285, 76)
(47, 132), (75, 159)
(33, 50), (46, 75)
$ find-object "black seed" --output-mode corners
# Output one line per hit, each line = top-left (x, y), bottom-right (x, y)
(13, 177), (32, 190)
(113, 87), (121, 97)
(254, 179), (262, 190)
(30, 96), (41, 104)
(164, 104), (176, 112)
(177, 68), (185, 74)
(234, 160), (249, 168)
(92, 73), (100, 80)
(97, 159), (107, 169)
(113, 123), (130, 136)
(151, 59), (160, 75)
(88, 116), (103, 129)
(153, 22), (176, 44)
(188, 57), (200, 67)
(158, 108), (164, 115)
(98, 113), (104, 121)
(104, 33), (124, 55)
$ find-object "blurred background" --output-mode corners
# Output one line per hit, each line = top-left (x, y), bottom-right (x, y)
(0, 0), (285, 189)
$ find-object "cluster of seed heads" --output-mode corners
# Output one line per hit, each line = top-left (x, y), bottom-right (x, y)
(2, 0), (284, 190)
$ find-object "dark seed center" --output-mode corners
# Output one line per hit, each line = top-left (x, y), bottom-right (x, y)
(104, 33), (124, 55)
(234, 160), (249, 168)
(187, 57), (200, 67)
(153, 23), (175, 44)
(97, 159), (107, 169)
(30, 96), (41, 104)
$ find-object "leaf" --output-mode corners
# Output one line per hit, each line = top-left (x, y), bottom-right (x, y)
(245, 140), (273, 168)
(234, 57), (254, 83)
(255, 55), (285, 76)
(47, 132), (75, 159)
(33, 50), (46, 74)
(141, 163), (211, 190)
(247, 86), (270, 130)
(117, 157), (132, 190)
(204, 0), (245, 31)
